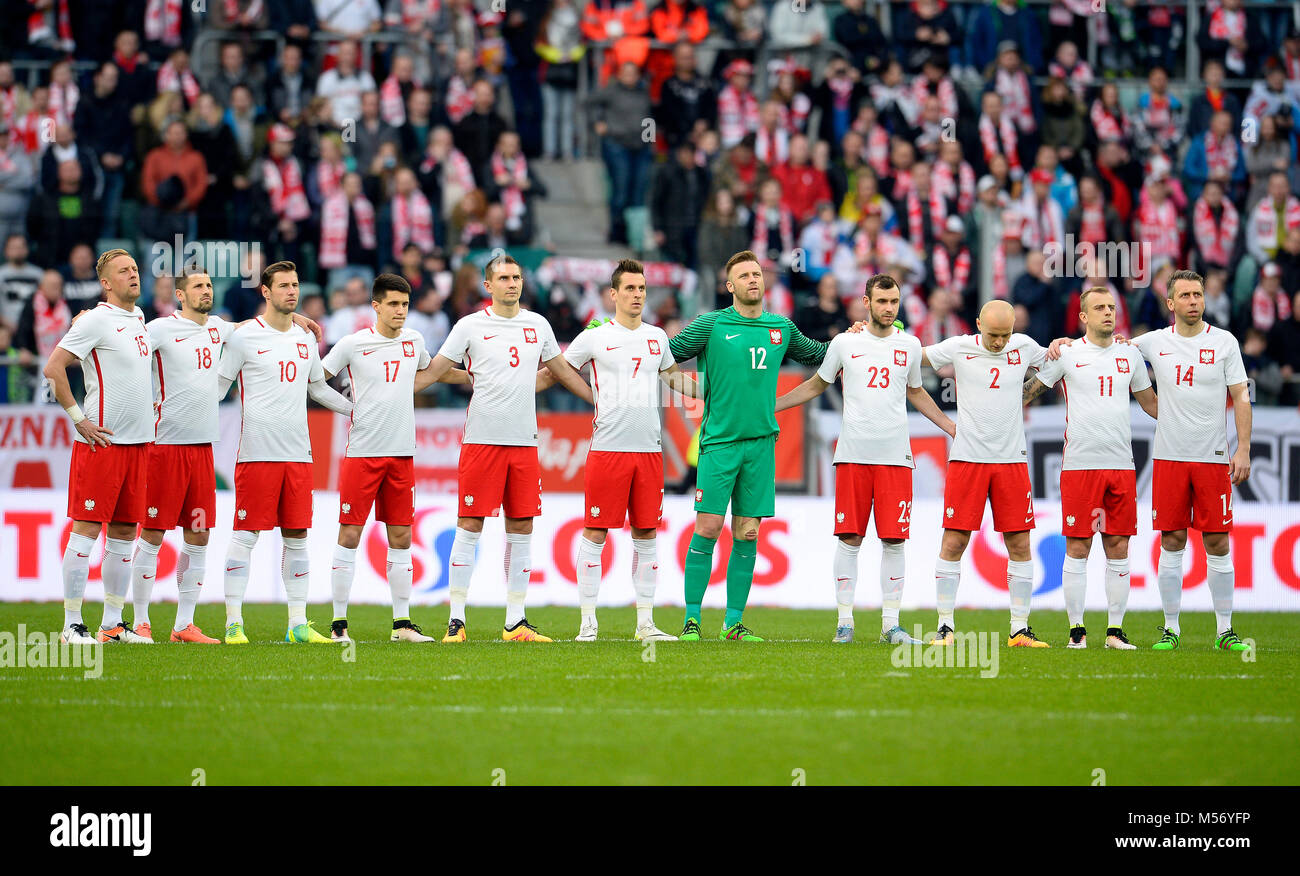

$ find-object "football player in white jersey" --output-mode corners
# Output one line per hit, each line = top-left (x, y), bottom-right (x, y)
(1050, 271), (1253, 651)
(43, 249), (153, 645)
(1025, 286), (1158, 650)
(130, 270), (322, 644)
(322, 273), (466, 643)
(538, 259), (699, 642)
(415, 253), (592, 642)
(922, 299), (1051, 647)
(216, 261), (354, 644)
(776, 275), (954, 644)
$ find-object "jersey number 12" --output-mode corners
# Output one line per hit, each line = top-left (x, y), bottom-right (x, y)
(749, 347), (767, 370)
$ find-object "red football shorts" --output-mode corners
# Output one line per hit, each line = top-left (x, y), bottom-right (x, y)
(457, 444), (541, 519)
(942, 461), (1035, 533)
(1151, 459), (1233, 532)
(583, 450), (664, 529)
(67, 441), (148, 525)
(339, 456), (415, 525)
(1059, 468), (1137, 538)
(233, 461), (314, 530)
(144, 443), (216, 531)
(833, 463), (913, 539)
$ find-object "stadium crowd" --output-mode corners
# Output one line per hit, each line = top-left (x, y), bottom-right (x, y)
(1, 0), (1300, 407)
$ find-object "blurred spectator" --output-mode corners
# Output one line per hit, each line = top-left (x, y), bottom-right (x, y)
(15, 87), (57, 158)
(1251, 262), (1290, 332)
(771, 133), (830, 226)
(1244, 58), (1300, 131)
(721, 0), (766, 55)
(212, 0), (270, 31)
(389, 167), (435, 262)
(928, 215), (976, 316)
(647, 1), (709, 102)
(813, 57), (869, 154)
(0, 125), (34, 244)
(320, 171), (377, 290)
(1095, 139), (1141, 225)
(1020, 167), (1065, 251)
(698, 187), (749, 305)
(395, 243), (434, 300)
(586, 61), (653, 244)
(417, 126), (477, 242)
(0, 62), (27, 132)
(1089, 81), (1133, 150)
(110, 31), (154, 110)
(1187, 59), (1242, 138)
(60, 243), (100, 316)
(717, 59), (759, 149)
(767, 0), (829, 50)
(223, 83), (267, 170)
(40, 125), (100, 198)
(75, 64), (130, 238)
(272, 0), (319, 43)
(1268, 290), (1300, 405)
(454, 80), (509, 183)
(1040, 77), (1084, 174)
(256, 123), (311, 261)
(28, 159), (101, 266)
(398, 88), (439, 166)
(754, 100), (788, 166)
(1241, 327), (1282, 406)
(1276, 227), (1300, 297)
(650, 140), (708, 267)
(768, 60), (812, 134)
(407, 286), (451, 356)
(141, 0), (195, 58)
(914, 287), (970, 346)
(316, 41), (377, 127)
(353, 90), (400, 175)
(1247, 170), (1300, 265)
(315, 0), (383, 37)
(1133, 167), (1181, 270)
(1011, 251), (1057, 346)
(190, 92), (240, 238)
(380, 51), (422, 128)
(656, 42), (716, 150)
(15, 270), (70, 381)
(895, 0), (956, 74)
(794, 273), (847, 342)
(443, 48), (479, 127)
(749, 178), (795, 269)
(222, 249), (267, 323)
(1134, 65), (1184, 157)
(268, 43), (312, 125)
(797, 201), (844, 286)
(1244, 114), (1293, 212)
(1048, 40), (1093, 103)
(0, 235), (42, 330)
(466, 202), (527, 249)
(1184, 110), (1247, 204)
(207, 41), (266, 108)
(978, 90), (1022, 181)
(48, 59), (78, 128)
(326, 276), (376, 344)
(967, 0), (1044, 75)
(1198, 0), (1266, 79)
(1066, 174), (1124, 251)
(536, 0), (585, 160)
(1203, 268), (1234, 329)
(484, 130), (545, 242)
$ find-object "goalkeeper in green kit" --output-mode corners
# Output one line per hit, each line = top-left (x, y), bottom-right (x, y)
(668, 251), (829, 641)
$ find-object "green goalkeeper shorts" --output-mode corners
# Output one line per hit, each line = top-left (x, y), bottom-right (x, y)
(693, 435), (777, 519)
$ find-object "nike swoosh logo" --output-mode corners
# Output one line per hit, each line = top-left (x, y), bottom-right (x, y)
(1118, 572), (1129, 578)
(122, 557), (131, 563)
(965, 355), (980, 359)
(1159, 352), (1173, 356)
(1074, 363), (1087, 368)
(142, 574), (154, 580)
(226, 566), (243, 572)
(585, 563), (599, 568)
(522, 568), (531, 573)
(889, 576), (903, 581)
(363, 349), (377, 355)
(451, 562), (469, 567)
(76, 553), (88, 558)
(116, 327), (127, 332)
(688, 549), (709, 555)
(725, 333), (740, 339)
(851, 354), (866, 359)
(836, 577), (850, 582)
(331, 566), (341, 570)
(257, 349), (271, 355)
(294, 571), (309, 577)
(482, 335), (497, 340)
(605, 346), (621, 351)
(174, 337), (188, 343)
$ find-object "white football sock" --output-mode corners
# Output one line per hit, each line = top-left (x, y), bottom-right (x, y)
(388, 547), (413, 620)
(131, 539), (161, 626)
(330, 544), (356, 620)
(833, 540), (860, 625)
(576, 537), (602, 623)
(879, 542), (905, 631)
(282, 536), (310, 628)
(448, 526), (480, 622)
(1104, 557), (1130, 628)
(100, 537), (135, 628)
(62, 532), (95, 627)
(1007, 559), (1034, 635)
(504, 531), (531, 627)
(1157, 547), (1185, 635)
(935, 557), (961, 630)
(631, 537), (658, 627)
(1062, 555), (1088, 627)
(1205, 552), (1235, 636)
(174, 542), (205, 631)
(224, 530), (259, 625)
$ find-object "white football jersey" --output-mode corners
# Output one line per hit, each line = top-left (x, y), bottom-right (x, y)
(437, 307), (560, 447)
(817, 328), (922, 467)
(1132, 325), (1248, 464)
(564, 320), (674, 453)
(925, 333), (1047, 464)
(146, 313), (237, 444)
(217, 318), (324, 463)
(56, 301), (154, 445)
(323, 327), (431, 457)
(1035, 336), (1152, 470)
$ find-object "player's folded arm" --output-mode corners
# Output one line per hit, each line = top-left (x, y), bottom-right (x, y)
(667, 311), (719, 364)
(783, 320), (830, 367)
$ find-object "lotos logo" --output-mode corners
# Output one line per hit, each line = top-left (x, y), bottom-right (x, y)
(523, 327), (538, 344)
(297, 343), (309, 359)
(209, 327), (221, 344)
(1116, 358), (1129, 373)
(1006, 350), (1021, 365)
(1200, 348), (1215, 365)
(402, 341), (415, 357)
(769, 329), (782, 345)
(648, 339), (660, 354)
(894, 350), (907, 366)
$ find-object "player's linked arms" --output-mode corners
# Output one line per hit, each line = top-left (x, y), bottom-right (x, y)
(659, 363), (700, 398)
(775, 374), (831, 411)
(1022, 370), (1050, 404)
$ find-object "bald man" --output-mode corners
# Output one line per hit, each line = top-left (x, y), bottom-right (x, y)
(920, 300), (1051, 647)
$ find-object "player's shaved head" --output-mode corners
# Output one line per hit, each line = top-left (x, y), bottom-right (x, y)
(976, 299), (1015, 353)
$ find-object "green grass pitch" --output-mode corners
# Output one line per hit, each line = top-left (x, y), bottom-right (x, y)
(1, 602), (1296, 785)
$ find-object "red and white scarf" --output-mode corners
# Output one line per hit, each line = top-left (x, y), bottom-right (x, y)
(394, 0), (442, 29)
(316, 159), (345, 200)
(911, 74), (959, 120)
(931, 245), (971, 296)
(1078, 200), (1108, 245)
(263, 155), (311, 221)
(854, 230), (906, 274)
(34, 293), (71, 359)
(1023, 196), (1065, 250)
(905, 188), (946, 246)
(1285, 48), (1300, 84)
(776, 92), (811, 133)
(490, 149), (529, 227)
(48, 82), (78, 127)
(445, 75), (474, 124)
(979, 113), (1021, 172)
(755, 125), (787, 166)
(1251, 195), (1300, 254)
(1048, 59), (1094, 101)
(751, 204), (794, 265)
(1193, 197), (1239, 267)
(1203, 130), (1238, 179)
(859, 122), (890, 178)
(1141, 93), (1178, 145)
(16, 108), (58, 154)
(995, 68), (1036, 133)
(319, 191), (376, 268)
(718, 84), (759, 147)
(1135, 198), (1181, 260)
(916, 312), (968, 347)
(421, 145), (475, 192)
(392, 190), (435, 259)
(144, 0), (184, 45)
(1252, 284), (1293, 332)
(380, 74), (409, 127)
(1207, 7), (1247, 73)
(157, 60), (200, 106)
(932, 160), (975, 215)
(223, 0), (265, 25)
(1090, 98), (1130, 143)
(28, 0), (73, 50)
(890, 167), (915, 201)
(0, 85), (19, 130)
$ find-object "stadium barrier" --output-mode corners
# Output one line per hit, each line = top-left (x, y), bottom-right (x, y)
(2, 491), (1298, 610)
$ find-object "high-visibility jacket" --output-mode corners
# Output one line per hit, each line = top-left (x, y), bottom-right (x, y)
(582, 0), (651, 84)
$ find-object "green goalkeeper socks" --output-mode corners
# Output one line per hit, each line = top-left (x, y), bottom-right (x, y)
(724, 539), (757, 628)
(684, 533), (716, 622)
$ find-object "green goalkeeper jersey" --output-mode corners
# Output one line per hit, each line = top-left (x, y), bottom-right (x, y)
(669, 307), (828, 448)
